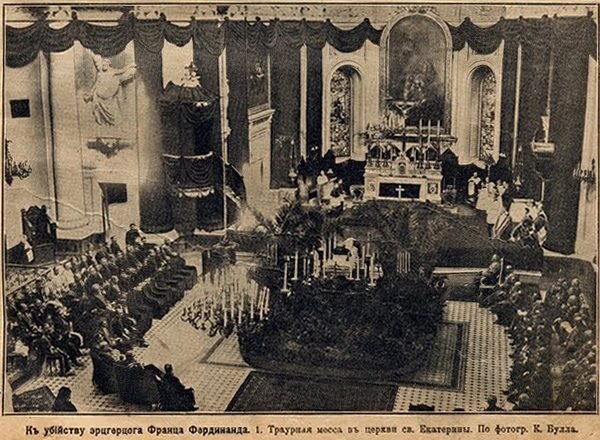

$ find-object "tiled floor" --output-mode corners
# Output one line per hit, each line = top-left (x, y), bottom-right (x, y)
(13, 264), (512, 413)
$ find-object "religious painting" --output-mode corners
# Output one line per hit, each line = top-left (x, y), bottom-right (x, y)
(247, 50), (270, 113)
(386, 15), (447, 126)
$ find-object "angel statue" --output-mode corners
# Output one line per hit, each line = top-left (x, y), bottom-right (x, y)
(83, 53), (136, 127)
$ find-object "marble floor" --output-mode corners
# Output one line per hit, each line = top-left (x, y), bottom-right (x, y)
(14, 265), (512, 413)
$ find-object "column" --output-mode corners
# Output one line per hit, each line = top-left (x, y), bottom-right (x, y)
(575, 55), (597, 261)
(299, 45), (308, 159)
(219, 48), (230, 230)
(48, 48), (88, 231)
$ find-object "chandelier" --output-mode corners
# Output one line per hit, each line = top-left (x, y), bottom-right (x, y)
(5, 139), (32, 185)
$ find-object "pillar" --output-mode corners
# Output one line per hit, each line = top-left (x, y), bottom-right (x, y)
(48, 48), (88, 230)
(575, 55), (597, 261)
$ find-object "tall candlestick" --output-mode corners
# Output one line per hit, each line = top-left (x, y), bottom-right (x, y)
(222, 290), (227, 326)
(250, 288), (255, 320)
(282, 260), (289, 292)
(427, 119), (431, 146)
(292, 250), (299, 281)
(437, 119), (441, 137)
(265, 289), (270, 314)
(302, 256), (307, 279)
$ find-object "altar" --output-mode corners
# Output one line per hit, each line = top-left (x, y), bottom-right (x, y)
(363, 120), (457, 203)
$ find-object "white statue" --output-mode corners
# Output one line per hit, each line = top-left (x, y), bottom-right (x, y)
(84, 53), (136, 127)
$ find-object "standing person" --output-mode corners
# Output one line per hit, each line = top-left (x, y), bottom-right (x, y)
(467, 172), (481, 206)
(483, 395), (504, 411)
(125, 224), (142, 247)
(52, 387), (77, 412)
(109, 236), (122, 255)
(316, 171), (328, 206)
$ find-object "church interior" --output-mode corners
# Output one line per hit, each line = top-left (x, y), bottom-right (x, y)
(3, 4), (598, 413)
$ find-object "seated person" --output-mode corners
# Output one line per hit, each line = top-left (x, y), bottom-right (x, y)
(157, 364), (197, 411)
(52, 386), (77, 412)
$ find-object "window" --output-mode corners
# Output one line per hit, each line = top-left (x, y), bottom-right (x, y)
(329, 66), (361, 157)
(10, 99), (30, 118)
(468, 66), (497, 160)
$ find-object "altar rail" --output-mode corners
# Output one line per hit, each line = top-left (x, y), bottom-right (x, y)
(433, 267), (542, 286)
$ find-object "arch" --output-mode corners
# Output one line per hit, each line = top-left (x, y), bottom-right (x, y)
(324, 62), (364, 159)
(467, 64), (498, 161)
(379, 12), (452, 129)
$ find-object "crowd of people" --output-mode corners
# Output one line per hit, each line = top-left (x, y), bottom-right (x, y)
(478, 255), (596, 411)
(7, 225), (198, 411)
(468, 172), (548, 247)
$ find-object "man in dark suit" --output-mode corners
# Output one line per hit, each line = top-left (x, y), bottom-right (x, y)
(109, 236), (122, 255)
(159, 364), (197, 411)
(125, 224), (142, 247)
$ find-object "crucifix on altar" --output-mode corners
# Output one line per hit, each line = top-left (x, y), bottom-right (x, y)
(395, 185), (408, 199)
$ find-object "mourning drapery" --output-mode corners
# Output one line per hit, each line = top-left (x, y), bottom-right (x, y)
(163, 152), (246, 232)
(270, 39), (301, 189)
(134, 39), (173, 233)
(6, 15), (382, 68)
(306, 46), (323, 160)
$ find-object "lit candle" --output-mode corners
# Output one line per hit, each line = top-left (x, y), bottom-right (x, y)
(250, 288), (255, 320)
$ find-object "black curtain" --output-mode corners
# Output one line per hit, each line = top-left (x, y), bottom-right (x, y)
(270, 41), (301, 188)
(498, 38), (518, 160)
(516, 42), (551, 201)
(307, 46), (323, 161)
(134, 40), (173, 233)
(225, 44), (249, 171)
(194, 36), (224, 230)
(6, 15), (383, 68)
(543, 43), (589, 253)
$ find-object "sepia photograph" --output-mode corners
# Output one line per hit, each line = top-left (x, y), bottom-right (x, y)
(1, 1), (598, 430)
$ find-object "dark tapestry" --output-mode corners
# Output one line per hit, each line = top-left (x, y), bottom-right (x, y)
(270, 40), (301, 189)
(134, 39), (173, 233)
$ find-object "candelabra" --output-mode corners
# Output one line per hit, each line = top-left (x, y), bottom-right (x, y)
(4, 139), (32, 186)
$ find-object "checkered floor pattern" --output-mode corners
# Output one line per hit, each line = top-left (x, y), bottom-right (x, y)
(13, 267), (512, 413)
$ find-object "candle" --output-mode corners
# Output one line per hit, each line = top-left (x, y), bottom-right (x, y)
(222, 290), (228, 326)
(250, 288), (255, 320)
(259, 288), (264, 320)
(302, 256), (307, 279)
(437, 120), (441, 137)
(230, 287), (235, 320)
(293, 250), (299, 281)
(265, 289), (270, 314)
(427, 119), (431, 146)
(282, 260), (289, 291)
